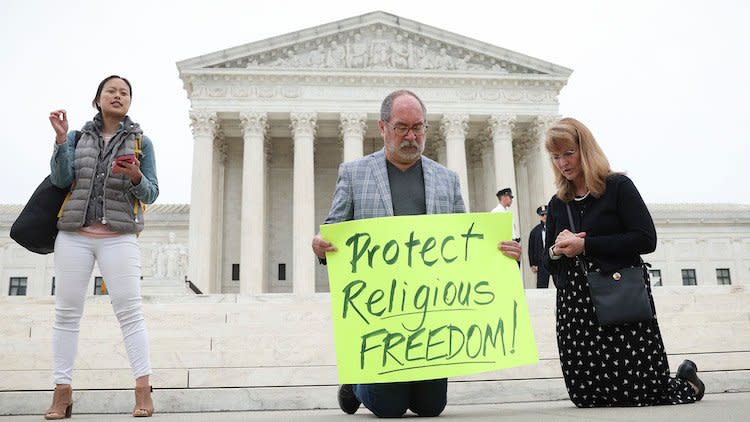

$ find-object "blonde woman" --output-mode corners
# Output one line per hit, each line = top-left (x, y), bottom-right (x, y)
(542, 117), (704, 407)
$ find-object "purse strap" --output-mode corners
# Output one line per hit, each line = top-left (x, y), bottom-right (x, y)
(564, 203), (589, 276)
(57, 131), (84, 218)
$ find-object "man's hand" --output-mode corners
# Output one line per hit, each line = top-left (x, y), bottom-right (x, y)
(312, 232), (337, 259)
(498, 240), (522, 261)
(530, 265), (538, 274)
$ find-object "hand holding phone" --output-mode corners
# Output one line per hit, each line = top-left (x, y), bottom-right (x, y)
(115, 154), (136, 166)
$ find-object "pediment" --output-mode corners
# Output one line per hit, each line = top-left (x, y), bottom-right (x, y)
(178, 11), (571, 77)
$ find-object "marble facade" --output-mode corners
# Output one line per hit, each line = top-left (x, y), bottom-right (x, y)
(0, 12), (748, 297)
(177, 11), (571, 293)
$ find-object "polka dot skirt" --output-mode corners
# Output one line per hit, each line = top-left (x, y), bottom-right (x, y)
(556, 261), (696, 407)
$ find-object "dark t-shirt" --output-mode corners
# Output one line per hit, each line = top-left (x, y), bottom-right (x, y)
(386, 159), (426, 216)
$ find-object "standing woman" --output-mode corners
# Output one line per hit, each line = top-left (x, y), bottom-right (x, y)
(45, 75), (158, 419)
(542, 117), (704, 407)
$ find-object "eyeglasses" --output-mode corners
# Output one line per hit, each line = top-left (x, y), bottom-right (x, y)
(385, 122), (428, 136)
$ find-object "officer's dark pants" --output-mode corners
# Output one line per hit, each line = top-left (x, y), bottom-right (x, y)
(536, 267), (551, 288)
(353, 378), (447, 418)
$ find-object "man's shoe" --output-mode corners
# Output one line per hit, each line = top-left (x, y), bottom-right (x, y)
(676, 359), (705, 401)
(337, 384), (360, 414)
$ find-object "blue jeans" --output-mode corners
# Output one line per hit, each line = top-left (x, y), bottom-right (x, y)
(353, 378), (447, 418)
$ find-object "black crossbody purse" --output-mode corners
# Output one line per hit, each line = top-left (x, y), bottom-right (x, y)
(565, 204), (654, 326)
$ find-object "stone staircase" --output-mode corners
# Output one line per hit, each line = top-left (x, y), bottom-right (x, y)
(1, 285), (749, 415)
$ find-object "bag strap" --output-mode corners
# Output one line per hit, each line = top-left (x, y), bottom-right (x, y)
(565, 203), (589, 275)
(57, 131), (83, 218)
(134, 134), (143, 159)
(132, 134), (146, 223)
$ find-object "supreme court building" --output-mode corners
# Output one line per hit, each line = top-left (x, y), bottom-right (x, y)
(177, 11), (571, 294)
(1, 12), (748, 298)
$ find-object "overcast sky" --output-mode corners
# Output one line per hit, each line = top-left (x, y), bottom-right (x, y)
(1, 0), (747, 205)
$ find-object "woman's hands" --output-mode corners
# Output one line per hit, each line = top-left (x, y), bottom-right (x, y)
(49, 109), (68, 144)
(112, 156), (143, 185)
(552, 229), (587, 258)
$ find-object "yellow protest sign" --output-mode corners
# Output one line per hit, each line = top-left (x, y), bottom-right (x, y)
(320, 212), (538, 384)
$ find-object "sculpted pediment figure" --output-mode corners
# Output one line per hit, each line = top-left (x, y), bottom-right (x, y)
(179, 12), (570, 77)
(237, 28), (514, 72)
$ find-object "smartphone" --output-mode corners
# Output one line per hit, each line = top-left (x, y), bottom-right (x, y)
(115, 154), (136, 166)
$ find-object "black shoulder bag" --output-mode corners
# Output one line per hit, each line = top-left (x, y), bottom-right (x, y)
(10, 131), (81, 254)
(565, 203), (654, 326)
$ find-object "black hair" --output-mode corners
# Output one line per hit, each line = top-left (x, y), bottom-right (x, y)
(92, 75), (132, 111)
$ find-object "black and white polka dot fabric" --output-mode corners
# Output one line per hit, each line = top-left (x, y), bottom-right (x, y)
(556, 260), (696, 407)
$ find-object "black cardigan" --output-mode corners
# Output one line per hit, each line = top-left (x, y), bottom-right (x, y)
(543, 174), (656, 285)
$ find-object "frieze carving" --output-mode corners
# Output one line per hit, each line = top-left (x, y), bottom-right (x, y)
(185, 75), (566, 102)
(211, 26), (532, 73)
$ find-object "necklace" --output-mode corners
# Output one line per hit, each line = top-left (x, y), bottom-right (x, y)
(574, 191), (590, 201)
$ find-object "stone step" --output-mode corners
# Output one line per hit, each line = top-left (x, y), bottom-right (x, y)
(3, 326), (748, 373)
(3, 351), (748, 391)
(3, 308), (747, 340)
(1, 370), (748, 415)
(4, 301), (747, 339)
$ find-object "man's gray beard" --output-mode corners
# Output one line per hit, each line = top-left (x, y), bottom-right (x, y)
(396, 141), (422, 160)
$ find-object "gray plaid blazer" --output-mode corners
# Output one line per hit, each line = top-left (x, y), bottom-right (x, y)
(323, 149), (465, 225)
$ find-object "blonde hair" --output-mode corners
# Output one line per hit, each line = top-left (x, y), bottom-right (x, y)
(544, 117), (617, 202)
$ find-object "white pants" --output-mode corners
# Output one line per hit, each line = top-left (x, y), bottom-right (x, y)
(52, 231), (152, 384)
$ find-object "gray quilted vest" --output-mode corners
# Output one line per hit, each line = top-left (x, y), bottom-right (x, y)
(58, 119), (145, 234)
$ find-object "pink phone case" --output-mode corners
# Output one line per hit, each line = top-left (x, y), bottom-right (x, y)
(115, 154), (136, 164)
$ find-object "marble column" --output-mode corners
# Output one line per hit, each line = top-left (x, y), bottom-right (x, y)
(487, 114), (524, 239)
(239, 112), (268, 294)
(340, 112), (367, 162)
(213, 131), (227, 293)
(478, 137), (495, 212)
(290, 112), (317, 295)
(187, 110), (218, 294)
(469, 136), (493, 212)
(488, 114), (518, 218)
(440, 113), (470, 210)
(514, 150), (532, 289)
